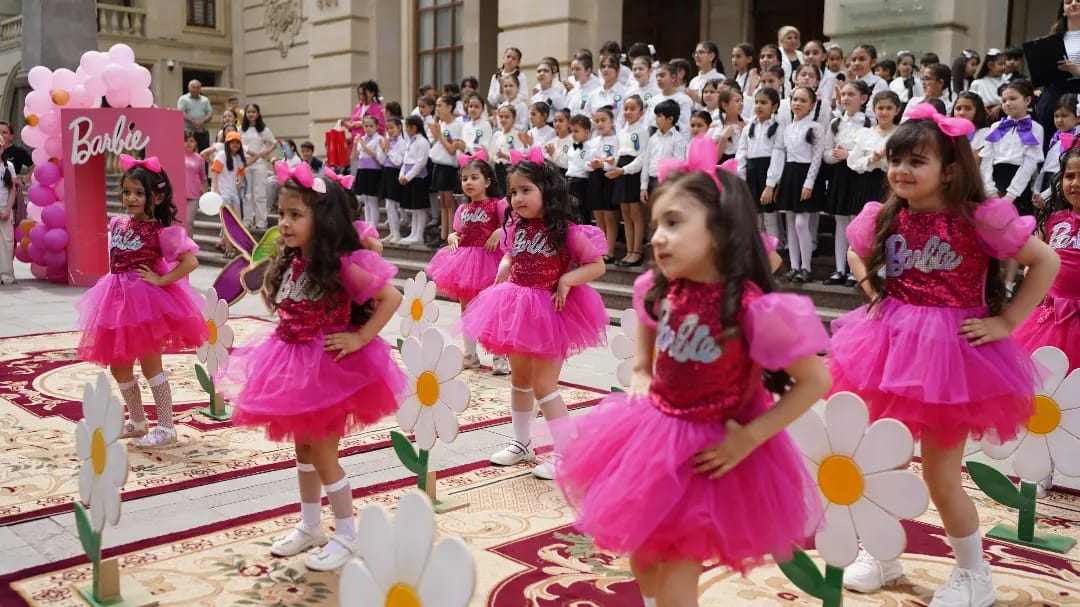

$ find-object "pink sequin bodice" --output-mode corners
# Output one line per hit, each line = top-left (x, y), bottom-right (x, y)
(109, 216), (163, 274)
(649, 280), (758, 422)
(274, 256), (352, 343)
(458, 198), (503, 248)
(1046, 210), (1080, 300)
(886, 209), (988, 309)
(508, 219), (570, 291)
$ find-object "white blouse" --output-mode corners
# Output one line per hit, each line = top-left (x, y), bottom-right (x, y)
(736, 118), (785, 188)
(847, 126), (895, 173)
(781, 115), (826, 190)
(979, 118), (1045, 198)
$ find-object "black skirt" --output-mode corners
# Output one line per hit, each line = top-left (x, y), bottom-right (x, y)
(568, 176), (589, 224)
(720, 152), (735, 164)
(776, 162), (823, 213)
(846, 169), (887, 216)
(992, 163), (1034, 216)
(823, 163), (855, 215)
(610, 155), (641, 206)
(429, 162), (460, 192)
(379, 166), (405, 202)
(401, 174), (431, 210)
(494, 163), (510, 198)
(745, 157), (773, 212)
(354, 168), (382, 196)
(587, 168), (617, 213)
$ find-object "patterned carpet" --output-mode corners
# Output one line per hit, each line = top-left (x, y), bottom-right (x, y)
(2, 460), (1078, 606)
(0, 320), (606, 524)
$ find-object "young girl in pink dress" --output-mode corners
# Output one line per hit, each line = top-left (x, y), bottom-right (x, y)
(831, 107), (1059, 605)
(425, 156), (511, 373)
(76, 156), (208, 448)
(215, 162), (406, 572)
(552, 137), (831, 607)
(460, 157), (608, 480)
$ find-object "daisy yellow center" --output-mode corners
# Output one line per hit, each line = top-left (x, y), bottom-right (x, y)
(410, 299), (424, 322)
(818, 455), (864, 506)
(91, 429), (107, 476)
(417, 371), (440, 407)
(386, 582), (421, 607)
(1027, 395), (1062, 435)
(207, 319), (218, 344)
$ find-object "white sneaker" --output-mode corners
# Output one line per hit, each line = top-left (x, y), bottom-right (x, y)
(843, 550), (903, 593)
(270, 525), (328, 557)
(304, 533), (359, 571)
(490, 439), (535, 466)
(532, 454), (560, 480)
(491, 356), (510, 375)
(462, 353), (481, 369)
(929, 563), (995, 607)
(381, 234), (400, 244)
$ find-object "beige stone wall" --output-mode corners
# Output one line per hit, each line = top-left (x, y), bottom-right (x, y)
(492, 0), (622, 80)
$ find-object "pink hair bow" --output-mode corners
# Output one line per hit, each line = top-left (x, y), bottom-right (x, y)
(509, 147), (544, 165)
(119, 154), (161, 173)
(458, 148), (488, 167)
(1059, 132), (1080, 155)
(658, 135), (722, 191)
(274, 160), (325, 194)
(905, 103), (974, 138)
(322, 166), (354, 190)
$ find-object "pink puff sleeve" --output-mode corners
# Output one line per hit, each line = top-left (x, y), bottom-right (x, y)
(846, 201), (884, 259)
(341, 249), (398, 305)
(353, 220), (379, 242)
(499, 215), (520, 255)
(744, 292), (828, 371)
(760, 231), (778, 254)
(496, 198), (510, 223)
(452, 205), (466, 233)
(158, 226), (199, 263)
(632, 271), (659, 329)
(567, 224), (608, 265)
(974, 198), (1035, 260)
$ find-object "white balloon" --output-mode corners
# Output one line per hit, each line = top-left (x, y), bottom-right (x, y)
(198, 191), (224, 216)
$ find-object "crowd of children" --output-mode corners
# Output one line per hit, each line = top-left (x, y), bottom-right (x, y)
(70, 27), (1080, 607)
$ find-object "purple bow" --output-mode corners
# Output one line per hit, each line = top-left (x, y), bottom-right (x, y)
(658, 135), (722, 191)
(509, 147), (544, 165)
(119, 154), (161, 173)
(322, 166), (354, 190)
(905, 103), (975, 138)
(274, 160), (325, 193)
(985, 116), (1039, 146)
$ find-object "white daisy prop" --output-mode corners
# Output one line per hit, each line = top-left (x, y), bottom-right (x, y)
(339, 490), (475, 606)
(967, 346), (1080, 553)
(611, 309), (637, 389)
(195, 286), (234, 420)
(779, 392), (929, 606)
(398, 271), (440, 342)
(397, 328), (471, 450)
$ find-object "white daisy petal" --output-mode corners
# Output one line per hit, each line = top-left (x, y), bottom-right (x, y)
(402, 277), (418, 304)
(618, 308), (636, 331)
(102, 442), (129, 488)
(420, 329), (445, 369)
(75, 421), (91, 461)
(1051, 369), (1080, 411)
(400, 316), (416, 340)
(196, 342), (209, 363)
(851, 498), (907, 562)
(1059, 408), (1080, 437)
(212, 298), (229, 325)
(432, 402), (461, 444)
(815, 504), (858, 568)
(396, 491), (436, 588)
(852, 419), (913, 475)
(611, 333), (635, 360)
(89, 490), (106, 533)
(1045, 426), (1080, 477)
(340, 560), (386, 603)
(439, 378), (471, 413)
(862, 469), (928, 519)
(787, 405), (831, 466)
(400, 337), (424, 376)
(616, 359), (633, 388)
(217, 324), (235, 350)
(823, 392), (869, 457)
(1033, 346), (1069, 396)
(356, 505), (397, 589)
(414, 409), (437, 451)
(101, 479), (122, 527)
(980, 429), (1023, 460)
(417, 537), (476, 607)
(434, 344), (462, 383)
(78, 463), (94, 506)
(1013, 433), (1053, 483)
(87, 375), (110, 429)
(420, 278), (437, 308)
(397, 395), (423, 432)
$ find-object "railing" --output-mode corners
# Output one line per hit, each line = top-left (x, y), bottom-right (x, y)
(97, 3), (146, 39)
(0, 16), (21, 45)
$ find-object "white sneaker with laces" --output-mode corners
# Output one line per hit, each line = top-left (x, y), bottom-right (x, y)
(490, 439), (535, 466)
(303, 533), (359, 571)
(462, 353), (481, 369)
(929, 563), (995, 607)
(270, 525), (328, 557)
(491, 356), (510, 375)
(842, 550), (903, 593)
(532, 454), (560, 480)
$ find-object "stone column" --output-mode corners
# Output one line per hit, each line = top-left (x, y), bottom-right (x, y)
(18, 0), (97, 85)
(703, 0), (750, 50)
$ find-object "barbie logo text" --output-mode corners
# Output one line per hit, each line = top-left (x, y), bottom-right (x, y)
(68, 115), (151, 165)
(885, 234), (963, 276)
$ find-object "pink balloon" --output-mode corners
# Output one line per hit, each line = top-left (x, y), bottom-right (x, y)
(27, 242), (45, 266)
(14, 245), (30, 263)
(101, 64), (127, 89)
(27, 184), (56, 206)
(53, 179), (65, 202)
(27, 66), (52, 91)
(46, 266), (67, 283)
(20, 125), (44, 149)
(52, 68), (76, 90)
(30, 262), (47, 280)
(34, 162), (60, 186)
(68, 84), (90, 108)
(44, 247), (67, 268)
(41, 204), (66, 228)
(25, 202), (43, 223)
(43, 229), (68, 252)
(14, 226), (23, 241)
(130, 89), (154, 108)
(128, 64), (150, 89)
(29, 224), (46, 243)
(84, 76), (106, 99)
(107, 44), (135, 65)
(43, 136), (62, 160)
(36, 110), (59, 136)
(105, 88), (130, 108)
(24, 90), (52, 115)
(79, 50), (108, 75)
(30, 146), (50, 166)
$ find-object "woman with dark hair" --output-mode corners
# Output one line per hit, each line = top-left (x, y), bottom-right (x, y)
(0, 121), (31, 228)
(344, 80), (386, 139)
(241, 103), (277, 230)
(1032, 1), (1080, 151)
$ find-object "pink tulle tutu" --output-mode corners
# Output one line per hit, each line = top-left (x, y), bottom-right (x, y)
(460, 282), (608, 359)
(425, 245), (501, 302)
(1013, 297), (1080, 370)
(553, 391), (821, 573)
(76, 273), (208, 366)
(829, 298), (1036, 447)
(216, 327), (406, 442)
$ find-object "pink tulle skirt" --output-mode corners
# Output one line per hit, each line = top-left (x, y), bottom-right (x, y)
(552, 391), (822, 573)
(76, 272), (208, 366)
(215, 327), (406, 442)
(829, 298), (1036, 448)
(424, 245), (501, 302)
(460, 282), (608, 359)
(1013, 297), (1080, 371)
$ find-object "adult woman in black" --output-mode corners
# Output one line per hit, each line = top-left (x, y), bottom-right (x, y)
(1033, 1), (1080, 151)
(0, 121), (32, 226)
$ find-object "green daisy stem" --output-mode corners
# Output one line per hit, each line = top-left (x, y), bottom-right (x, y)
(416, 448), (430, 493)
(822, 564), (844, 607)
(1018, 480), (1037, 542)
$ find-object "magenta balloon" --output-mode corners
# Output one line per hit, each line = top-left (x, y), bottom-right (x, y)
(34, 162), (60, 186)
(29, 224), (46, 242)
(44, 228), (68, 251)
(14, 245), (30, 263)
(46, 266), (67, 283)
(26, 66), (52, 91)
(43, 136), (62, 159)
(41, 205), (66, 228)
(44, 248), (67, 268)
(27, 184), (56, 206)
(13, 226), (23, 241)
(30, 262), (46, 280)
(27, 242), (45, 266)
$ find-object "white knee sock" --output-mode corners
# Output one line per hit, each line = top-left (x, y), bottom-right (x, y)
(147, 372), (174, 430)
(324, 476), (356, 541)
(386, 199), (401, 237)
(785, 213), (801, 270)
(429, 193), (439, 218)
(949, 530), (985, 569)
(834, 215), (852, 273)
(511, 385), (535, 445)
(795, 213), (814, 271)
(411, 210), (428, 239)
(364, 195), (380, 226)
(117, 378), (147, 424)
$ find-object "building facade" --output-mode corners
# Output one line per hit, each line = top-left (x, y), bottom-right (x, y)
(0, 0), (1063, 155)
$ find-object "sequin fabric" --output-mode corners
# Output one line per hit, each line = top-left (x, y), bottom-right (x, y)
(1045, 210), (1080, 300)
(508, 218), (570, 290)
(457, 198), (503, 248)
(109, 216), (163, 274)
(273, 255), (351, 344)
(886, 209), (988, 309)
(649, 280), (759, 423)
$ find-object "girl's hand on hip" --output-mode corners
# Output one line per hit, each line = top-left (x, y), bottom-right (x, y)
(693, 419), (759, 478)
(136, 265), (163, 286)
(552, 276), (572, 311)
(960, 316), (1012, 346)
(325, 331), (370, 361)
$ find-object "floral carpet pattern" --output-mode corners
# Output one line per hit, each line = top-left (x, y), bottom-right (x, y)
(0, 321), (605, 525)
